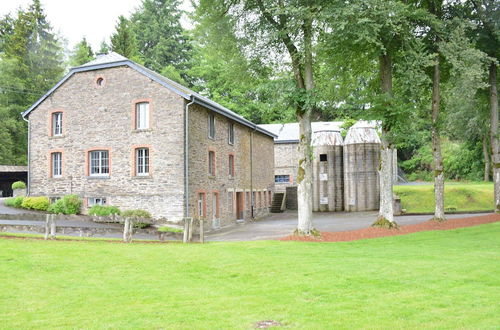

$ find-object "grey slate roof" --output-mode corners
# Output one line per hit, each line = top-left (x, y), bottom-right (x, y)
(22, 52), (276, 138)
(258, 121), (379, 143)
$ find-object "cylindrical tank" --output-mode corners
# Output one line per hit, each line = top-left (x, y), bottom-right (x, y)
(343, 126), (381, 212)
(312, 130), (344, 212)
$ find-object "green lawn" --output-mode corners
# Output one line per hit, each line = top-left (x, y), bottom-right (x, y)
(1, 223), (500, 329)
(394, 182), (494, 213)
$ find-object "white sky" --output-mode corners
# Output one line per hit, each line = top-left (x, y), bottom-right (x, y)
(0, 0), (192, 51)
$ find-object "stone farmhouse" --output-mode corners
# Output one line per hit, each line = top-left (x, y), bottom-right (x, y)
(22, 53), (276, 228)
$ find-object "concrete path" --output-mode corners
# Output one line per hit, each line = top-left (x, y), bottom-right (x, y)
(205, 211), (494, 241)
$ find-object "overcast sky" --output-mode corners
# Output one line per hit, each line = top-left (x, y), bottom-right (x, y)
(0, 0), (192, 51)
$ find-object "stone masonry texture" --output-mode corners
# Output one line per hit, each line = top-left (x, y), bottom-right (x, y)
(28, 65), (275, 225)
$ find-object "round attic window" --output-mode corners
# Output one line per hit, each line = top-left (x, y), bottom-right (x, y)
(96, 77), (105, 87)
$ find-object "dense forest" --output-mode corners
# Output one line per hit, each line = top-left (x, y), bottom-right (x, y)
(0, 0), (498, 186)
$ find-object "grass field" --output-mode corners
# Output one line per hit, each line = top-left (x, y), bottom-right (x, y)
(394, 182), (493, 213)
(1, 223), (499, 328)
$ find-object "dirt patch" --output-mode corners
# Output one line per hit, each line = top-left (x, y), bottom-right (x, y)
(280, 213), (500, 243)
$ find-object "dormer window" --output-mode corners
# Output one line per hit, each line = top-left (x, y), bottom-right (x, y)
(52, 112), (63, 136)
(135, 102), (149, 129)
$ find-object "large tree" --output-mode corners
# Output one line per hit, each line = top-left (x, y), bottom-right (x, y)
(69, 37), (94, 66)
(110, 15), (141, 61)
(0, 0), (64, 165)
(131, 0), (192, 76)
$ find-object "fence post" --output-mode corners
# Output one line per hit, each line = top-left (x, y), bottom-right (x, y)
(123, 217), (133, 243)
(44, 214), (50, 240)
(199, 218), (204, 244)
(50, 214), (56, 239)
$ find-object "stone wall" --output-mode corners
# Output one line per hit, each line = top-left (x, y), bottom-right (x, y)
(28, 66), (185, 218)
(187, 103), (275, 228)
(274, 142), (300, 192)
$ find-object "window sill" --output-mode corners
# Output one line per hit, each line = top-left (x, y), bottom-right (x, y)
(87, 176), (110, 179)
(132, 175), (152, 179)
(228, 176), (234, 180)
(49, 135), (65, 139)
(49, 176), (64, 180)
(208, 175), (216, 179)
(132, 128), (152, 133)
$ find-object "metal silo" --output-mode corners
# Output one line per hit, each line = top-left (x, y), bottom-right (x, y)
(312, 130), (344, 212)
(343, 126), (381, 211)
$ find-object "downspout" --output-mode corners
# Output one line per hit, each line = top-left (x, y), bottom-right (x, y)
(22, 115), (30, 196)
(184, 96), (195, 218)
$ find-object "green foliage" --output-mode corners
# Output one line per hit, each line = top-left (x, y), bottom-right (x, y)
(11, 181), (26, 190)
(121, 209), (152, 219)
(0, 0), (64, 165)
(110, 15), (141, 62)
(69, 37), (94, 66)
(21, 196), (49, 211)
(131, 0), (192, 75)
(47, 195), (81, 214)
(158, 226), (183, 233)
(88, 205), (121, 217)
(401, 139), (484, 181)
(4, 196), (24, 208)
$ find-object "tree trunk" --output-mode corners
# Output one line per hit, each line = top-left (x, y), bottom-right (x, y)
(483, 135), (491, 182)
(296, 16), (315, 235)
(374, 53), (396, 227)
(432, 57), (445, 221)
(489, 62), (500, 211)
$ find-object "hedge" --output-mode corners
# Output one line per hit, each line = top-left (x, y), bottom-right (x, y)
(11, 181), (26, 190)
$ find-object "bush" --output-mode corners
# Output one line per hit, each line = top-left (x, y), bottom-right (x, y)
(88, 205), (121, 217)
(47, 195), (82, 215)
(47, 199), (65, 214)
(21, 196), (50, 211)
(4, 196), (24, 208)
(60, 195), (81, 215)
(11, 181), (26, 190)
(121, 209), (151, 219)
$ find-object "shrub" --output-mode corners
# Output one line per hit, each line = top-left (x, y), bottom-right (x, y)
(88, 205), (121, 217)
(47, 195), (82, 215)
(4, 196), (24, 208)
(60, 195), (81, 215)
(47, 199), (65, 214)
(21, 196), (50, 211)
(121, 209), (151, 219)
(11, 181), (26, 190)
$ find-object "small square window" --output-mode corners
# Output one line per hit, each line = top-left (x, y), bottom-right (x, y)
(89, 150), (109, 176)
(275, 175), (290, 183)
(88, 197), (106, 206)
(320, 154), (327, 162)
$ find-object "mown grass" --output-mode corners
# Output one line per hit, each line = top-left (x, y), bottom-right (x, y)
(394, 182), (493, 213)
(1, 223), (499, 328)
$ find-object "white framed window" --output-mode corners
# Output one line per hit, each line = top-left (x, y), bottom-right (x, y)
(198, 193), (206, 218)
(208, 113), (215, 139)
(51, 152), (62, 177)
(275, 175), (290, 183)
(208, 150), (216, 176)
(136, 148), (150, 176)
(89, 150), (109, 176)
(228, 122), (234, 145)
(52, 112), (63, 136)
(88, 197), (106, 206)
(135, 102), (149, 129)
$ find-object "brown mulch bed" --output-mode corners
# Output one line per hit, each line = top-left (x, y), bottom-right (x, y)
(280, 213), (500, 243)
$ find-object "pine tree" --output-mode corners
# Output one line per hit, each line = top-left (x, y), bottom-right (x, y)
(69, 37), (94, 66)
(110, 15), (140, 61)
(0, 0), (64, 165)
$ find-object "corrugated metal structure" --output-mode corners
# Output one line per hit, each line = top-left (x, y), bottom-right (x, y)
(312, 130), (344, 212)
(343, 126), (381, 211)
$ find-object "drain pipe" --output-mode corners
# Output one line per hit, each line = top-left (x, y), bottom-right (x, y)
(22, 115), (30, 196)
(250, 126), (257, 218)
(184, 96), (195, 218)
